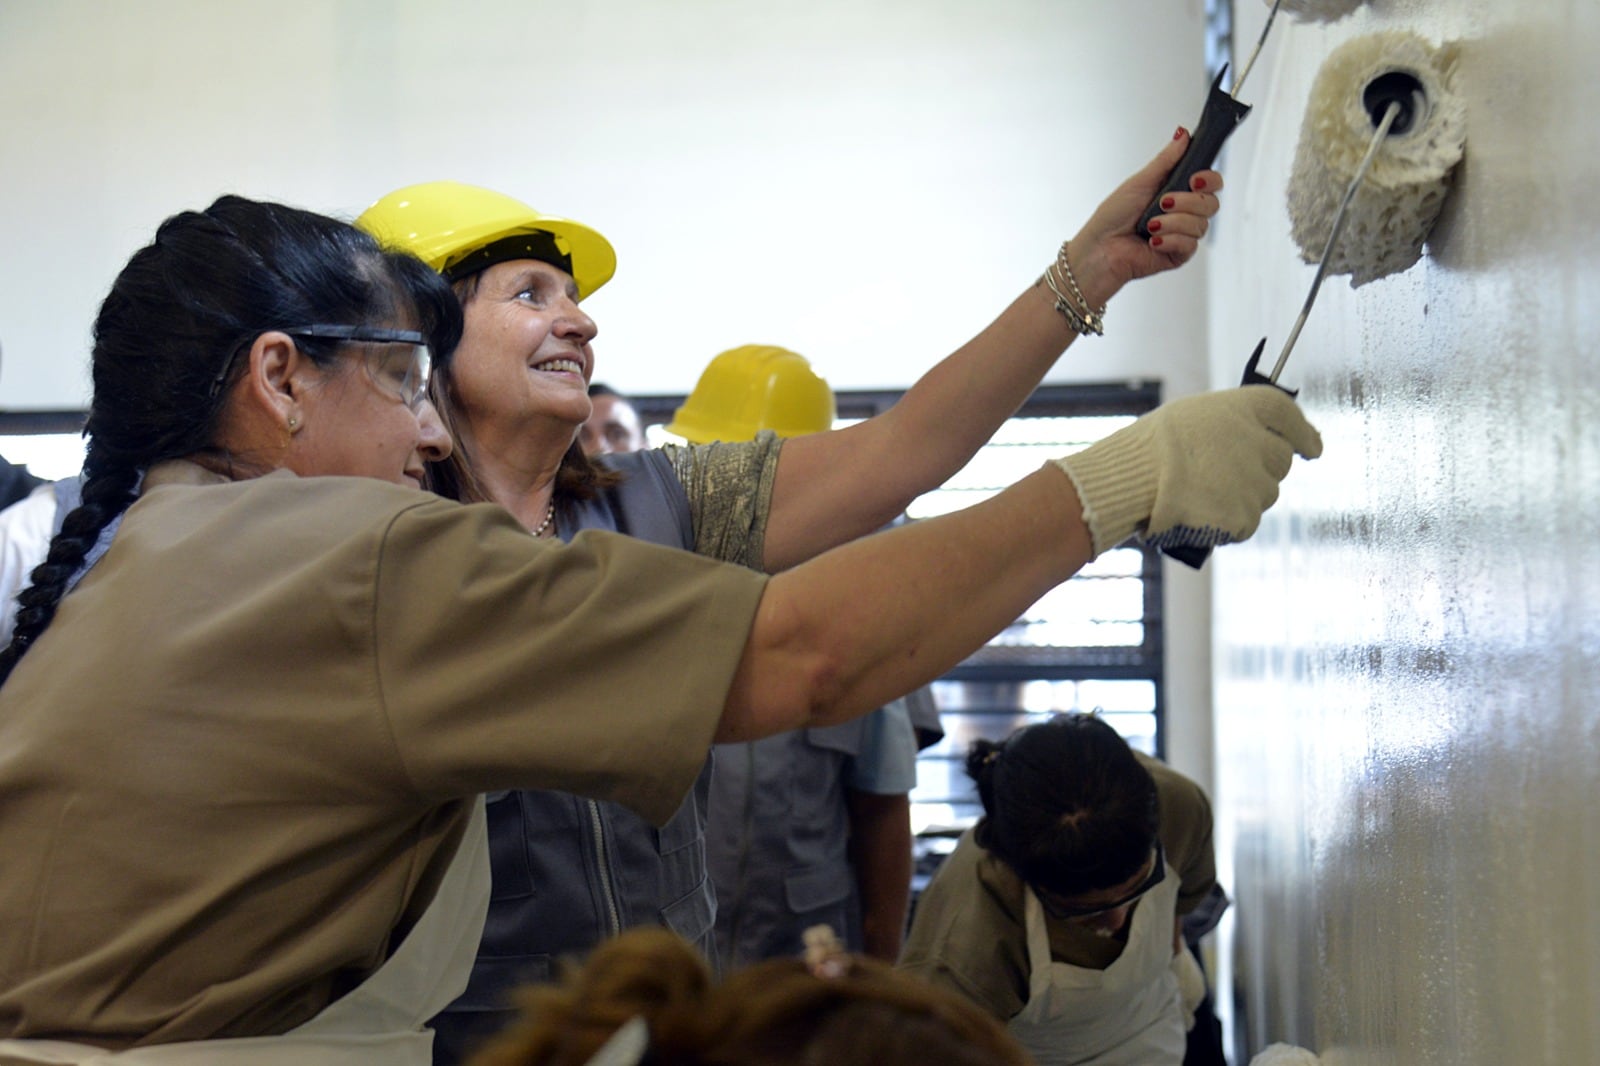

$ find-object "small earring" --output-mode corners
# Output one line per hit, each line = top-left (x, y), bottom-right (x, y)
(287, 416), (299, 432)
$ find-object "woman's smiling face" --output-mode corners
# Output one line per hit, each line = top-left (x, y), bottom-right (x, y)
(445, 259), (599, 445)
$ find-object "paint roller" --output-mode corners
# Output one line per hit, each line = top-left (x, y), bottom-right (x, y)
(1134, 0), (1282, 239)
(1286, 31), (1466, 287)
(1161, 30), (1465, 569)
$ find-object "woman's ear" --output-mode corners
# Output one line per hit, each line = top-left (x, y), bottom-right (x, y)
(241, 331), (312, 433)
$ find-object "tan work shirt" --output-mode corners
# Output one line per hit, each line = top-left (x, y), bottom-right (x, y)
(0, 462), (766, 1052)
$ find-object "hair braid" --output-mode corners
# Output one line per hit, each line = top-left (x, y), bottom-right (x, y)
(0, 443), (140, 682)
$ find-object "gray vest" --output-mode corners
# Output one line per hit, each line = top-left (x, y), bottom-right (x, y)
(431, 450), (709, 1065)
(705, 719), (871, 967)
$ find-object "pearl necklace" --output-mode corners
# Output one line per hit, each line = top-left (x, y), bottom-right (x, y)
(532, 501), (556, 538)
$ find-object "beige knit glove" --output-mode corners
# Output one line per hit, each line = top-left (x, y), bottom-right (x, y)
(1051, 386), (1323, 556)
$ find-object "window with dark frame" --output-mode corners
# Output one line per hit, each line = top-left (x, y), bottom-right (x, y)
(632, 381), (1166, 878)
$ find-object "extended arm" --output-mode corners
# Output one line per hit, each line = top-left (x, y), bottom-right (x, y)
(761, 130), (1223, 571)
(718, 385), (1322, 742)
(719, 464), (1087, 741)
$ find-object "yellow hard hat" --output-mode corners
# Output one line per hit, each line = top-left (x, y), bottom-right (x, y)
(355, 181), (617, 300)
(666, 345), (836, 444)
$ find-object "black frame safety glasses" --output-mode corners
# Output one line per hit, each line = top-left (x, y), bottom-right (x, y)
(1035, 842), (1167, 921)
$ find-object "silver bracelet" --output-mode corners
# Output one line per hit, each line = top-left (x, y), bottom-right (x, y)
(1056, 241), (1106, 319)
(1039, 267), (1102, 337)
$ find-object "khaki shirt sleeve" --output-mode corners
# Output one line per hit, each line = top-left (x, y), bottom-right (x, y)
(370, 497), (768, 826)
(898, 832), (1032, 1021)
(661, 431), (783, 569)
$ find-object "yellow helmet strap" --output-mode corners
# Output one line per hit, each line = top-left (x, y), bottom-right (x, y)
(442, 232), (573, 283)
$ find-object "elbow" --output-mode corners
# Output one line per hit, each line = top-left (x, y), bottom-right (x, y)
(718, 592), (852, 742)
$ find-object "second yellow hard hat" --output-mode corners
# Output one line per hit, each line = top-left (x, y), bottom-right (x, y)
(667, 345), (836, 444)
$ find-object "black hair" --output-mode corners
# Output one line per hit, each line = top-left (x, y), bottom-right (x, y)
(587, 382), (627, 400)
(0, 194), (462, 685)
(967, 713), (1159, 897)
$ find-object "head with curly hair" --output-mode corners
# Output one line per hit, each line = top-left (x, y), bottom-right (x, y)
(468, 926), (1031, 1066)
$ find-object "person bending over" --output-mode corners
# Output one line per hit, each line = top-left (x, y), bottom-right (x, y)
(900, 713), (1217, 1066)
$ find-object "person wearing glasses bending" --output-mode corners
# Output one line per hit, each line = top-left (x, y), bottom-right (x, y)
(898, 713), (1215, 1066)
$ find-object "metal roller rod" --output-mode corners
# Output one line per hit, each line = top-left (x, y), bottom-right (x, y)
(1270, 96), (1409, 383)
(1231, 0), (1285, 97)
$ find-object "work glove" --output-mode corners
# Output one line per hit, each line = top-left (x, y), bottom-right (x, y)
(1051, 386), (1323, 556)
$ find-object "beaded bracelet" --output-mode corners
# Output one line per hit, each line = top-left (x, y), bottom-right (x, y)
(1040, 269), (1100, 336)
(1039, 241), (1105, 337)
(1056, 241), (1106, 321)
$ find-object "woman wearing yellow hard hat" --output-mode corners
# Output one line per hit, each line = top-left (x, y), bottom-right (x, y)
(356, 133), (1227, 1064)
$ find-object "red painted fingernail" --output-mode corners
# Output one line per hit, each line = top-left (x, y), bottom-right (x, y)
(1151, 235), (1164, 247)
(1174, 126), (1187, 140)
(1160, 196), (1176, 211)
(1147, 219), (1161, 233)
(1193, 177), (1208, 191)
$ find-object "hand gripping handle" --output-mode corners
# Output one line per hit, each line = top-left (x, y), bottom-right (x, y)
(1137, 67), (1253, 239)
(1157, 340), (1297, 570)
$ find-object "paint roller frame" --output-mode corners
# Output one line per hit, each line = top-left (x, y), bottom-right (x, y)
(1162, 72), (1432, 571)
(1134, 0), (1371, 240)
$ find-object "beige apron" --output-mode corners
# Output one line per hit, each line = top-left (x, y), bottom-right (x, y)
(0, 798), (490, 1066)
(1006, 869), (1187, 1066)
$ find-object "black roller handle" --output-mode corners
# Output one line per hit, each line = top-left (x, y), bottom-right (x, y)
(1158, 339), (1299, 570)
(1136, 66), (1254, 240)
(1159, 542), (1213, 570)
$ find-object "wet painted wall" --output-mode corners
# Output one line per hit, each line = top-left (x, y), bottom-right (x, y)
(1206, 1), (1599, 1063)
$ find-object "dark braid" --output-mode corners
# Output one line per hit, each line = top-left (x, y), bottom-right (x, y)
(0, 195), (461, 685)
(1, 442), (139, 668)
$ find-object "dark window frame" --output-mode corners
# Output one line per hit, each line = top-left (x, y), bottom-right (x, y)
(633, 380), (1167, 760)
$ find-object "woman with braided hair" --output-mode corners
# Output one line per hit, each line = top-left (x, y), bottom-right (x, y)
(0, 195), (1317, 1063)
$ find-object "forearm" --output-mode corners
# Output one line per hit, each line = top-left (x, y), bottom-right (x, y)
(760, 131), (1223, 573)
(762, 280), (1091, 572)
(724, 384), (1320, 741)
(859, 241), (1129, 491)
(717, 466), (1090, 741)
(846, 790), (914, 961)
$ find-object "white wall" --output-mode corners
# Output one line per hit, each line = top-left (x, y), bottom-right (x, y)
(1210, 0), (1600, 1061)
(0, 0), (1209, 403)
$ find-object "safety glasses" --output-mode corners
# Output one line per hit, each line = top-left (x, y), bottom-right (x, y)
(1034, 843), (1166, 921)
(284, 325), (433, 411)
